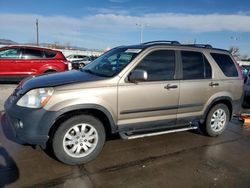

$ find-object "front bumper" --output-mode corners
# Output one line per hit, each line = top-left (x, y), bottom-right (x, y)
(4, 113), (49, 147)
(4, 97), (57, 148)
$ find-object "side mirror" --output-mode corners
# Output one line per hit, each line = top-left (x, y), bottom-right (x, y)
(128, 69), (148, 83)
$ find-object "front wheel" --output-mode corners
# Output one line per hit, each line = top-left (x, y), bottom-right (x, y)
(52, 115), (106, 165)
(203, 104), (229, 137)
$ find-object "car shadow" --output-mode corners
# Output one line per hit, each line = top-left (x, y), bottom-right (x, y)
(0, 81), (19, 84)
(0, 147), (19, 187)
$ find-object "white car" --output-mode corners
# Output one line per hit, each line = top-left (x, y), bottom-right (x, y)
(66, 54), (90, 62)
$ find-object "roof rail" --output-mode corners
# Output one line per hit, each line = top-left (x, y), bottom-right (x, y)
(183, 44), (213, 48)
(142, 40), (180, 45)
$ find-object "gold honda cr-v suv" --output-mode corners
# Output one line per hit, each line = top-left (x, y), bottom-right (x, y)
(4, 41), (243, 165)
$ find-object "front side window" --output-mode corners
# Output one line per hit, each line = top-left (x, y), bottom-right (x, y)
(182, 51), (212, 80)
(22, 48), (44, 59)
(0, 48), (20, 59)
(134, 50), (175, 81)
(83, 47), (142, 77)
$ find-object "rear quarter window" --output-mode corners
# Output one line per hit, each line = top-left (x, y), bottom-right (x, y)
(44, 50), (57, 58)
(211, 53), (238, 77)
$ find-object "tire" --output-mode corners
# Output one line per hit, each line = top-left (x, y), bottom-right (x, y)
(52, 115), (106, 165)
(78, 63), (85, 69)
(202, 104), (229, 137)
(44, 70), (56, 74)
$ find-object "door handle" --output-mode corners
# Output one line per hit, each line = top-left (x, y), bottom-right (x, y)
(164, 84), (178, 90)
(209, 82), (219, 87)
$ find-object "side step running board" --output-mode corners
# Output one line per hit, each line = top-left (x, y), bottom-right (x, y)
(120, 126), (198, 140)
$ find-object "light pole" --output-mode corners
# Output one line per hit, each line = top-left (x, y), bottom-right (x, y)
(136, 23), (147, 43)
(230, 36), (238, 48)
(36, 19), (39, 46)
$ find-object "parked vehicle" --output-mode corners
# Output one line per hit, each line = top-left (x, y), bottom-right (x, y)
(243, 72), (250, 108)
(0, 45), (71, 81)
(66, 54), (89, 62)
(242, 68), (249, 83)
(71, 56), (92, 69)
(4, 41), (243, 165)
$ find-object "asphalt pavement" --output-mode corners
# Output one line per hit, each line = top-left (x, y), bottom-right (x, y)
(1, 84), (250, 188)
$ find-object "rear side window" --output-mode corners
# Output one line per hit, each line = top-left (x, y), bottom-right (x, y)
(22, 48), (44, 59)
(210, 53), (238, 77)
(44, 50), (57, 58)
(181, 51), (212, 80)
(135, 50), (175, 81)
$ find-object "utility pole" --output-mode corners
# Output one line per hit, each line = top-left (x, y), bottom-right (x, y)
(36, 19), (39, 46)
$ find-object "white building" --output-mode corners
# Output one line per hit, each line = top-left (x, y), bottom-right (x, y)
(237, 60), (250, 67)
(56, 49), (104, 57)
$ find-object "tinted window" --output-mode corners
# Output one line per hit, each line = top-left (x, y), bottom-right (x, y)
(182, 51), (212, 80)
(204, 56), (212, 78)
(211, 53), (238, 77)
(135, 50), (175, 81)
(22, 48), (44, 59)
(44, 50), (57, 58)
(0, 48), (20, 59)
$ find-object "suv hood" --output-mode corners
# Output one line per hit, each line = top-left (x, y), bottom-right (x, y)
(18, 70), (103, 94)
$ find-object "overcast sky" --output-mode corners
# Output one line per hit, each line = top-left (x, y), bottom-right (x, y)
(0, 0), (250, 55)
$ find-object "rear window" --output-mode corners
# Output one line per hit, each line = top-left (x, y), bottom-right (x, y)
(44, 50), (57, 58)
(211, 53), (238, 77)
(22, 48), (44, 59)
(181, 51), (212, 80)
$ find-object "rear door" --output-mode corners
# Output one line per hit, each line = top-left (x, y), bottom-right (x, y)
(20, 48), (45, 75)
(177, 50), (213, 124)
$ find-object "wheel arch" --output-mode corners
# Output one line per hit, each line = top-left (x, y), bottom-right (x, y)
(47, 104), (117, 143)
(200, 96), (233, 124)
(43, 69), (57, 73)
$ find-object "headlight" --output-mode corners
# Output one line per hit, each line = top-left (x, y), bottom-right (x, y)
(17, 88), (54, 108)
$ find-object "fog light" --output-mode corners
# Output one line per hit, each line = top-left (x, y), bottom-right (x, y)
(18, 120), (24, 128)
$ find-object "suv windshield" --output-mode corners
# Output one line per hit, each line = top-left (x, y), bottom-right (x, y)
(82, 47), (142, 77)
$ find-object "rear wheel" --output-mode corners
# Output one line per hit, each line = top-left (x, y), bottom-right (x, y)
(202, 104), (229, 137)
(44, 70), (57, 74)
(52, 115), (105, 165)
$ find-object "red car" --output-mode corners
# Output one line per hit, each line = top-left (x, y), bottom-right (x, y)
(0, 45), (71, 81)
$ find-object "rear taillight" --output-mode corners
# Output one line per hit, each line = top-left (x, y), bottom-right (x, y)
(60, 60), (72, 70)
(235, 62), (244, 80)
(67, 62), (72, 70)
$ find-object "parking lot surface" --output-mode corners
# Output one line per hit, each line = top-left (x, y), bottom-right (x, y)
(1, 84), (250, 188)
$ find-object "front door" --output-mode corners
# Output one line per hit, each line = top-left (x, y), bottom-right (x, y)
(118, 49), (179, 131)
(0, 47), (21, 76)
